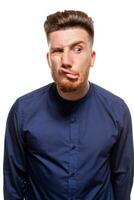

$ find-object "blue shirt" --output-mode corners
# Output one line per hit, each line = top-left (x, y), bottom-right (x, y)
(4, 82), (134, 200)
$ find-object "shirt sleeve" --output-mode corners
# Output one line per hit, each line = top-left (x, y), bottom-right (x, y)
(110, 103), (134, 200)
(3, 100), (26, 200)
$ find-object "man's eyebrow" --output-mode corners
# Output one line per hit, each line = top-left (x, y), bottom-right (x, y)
(49, 41), (85, 52)
(50, 47), (63, 52)
(70, 41), (85, 48)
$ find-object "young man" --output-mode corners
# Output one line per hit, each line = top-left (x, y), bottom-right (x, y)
(4, 10), (134, 200)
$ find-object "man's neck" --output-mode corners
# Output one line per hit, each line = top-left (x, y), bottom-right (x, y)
(57, 82), (90, 101)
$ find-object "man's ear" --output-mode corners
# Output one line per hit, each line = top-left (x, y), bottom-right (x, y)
(46, 52), (50, 68)
(91, 51), (96, 67)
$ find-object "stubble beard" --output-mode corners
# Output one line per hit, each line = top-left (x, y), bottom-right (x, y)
(51, 69), (89, 93)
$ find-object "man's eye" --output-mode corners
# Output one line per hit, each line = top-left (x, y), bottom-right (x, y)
(51, 49), (63, 54)
(74, 46), (82, 53)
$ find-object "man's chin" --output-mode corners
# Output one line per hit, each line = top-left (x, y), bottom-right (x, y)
(57, 80), (79, 93)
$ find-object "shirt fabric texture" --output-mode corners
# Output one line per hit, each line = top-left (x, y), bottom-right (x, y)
(4, 82), (134, 200)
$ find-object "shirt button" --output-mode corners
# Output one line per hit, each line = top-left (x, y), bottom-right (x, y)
(70, 118), (76, 123)
(71, 145), (76, 150)
(69, 171), (75, 177)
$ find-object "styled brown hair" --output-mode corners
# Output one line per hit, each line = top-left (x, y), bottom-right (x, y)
(44, 10), (94, 45)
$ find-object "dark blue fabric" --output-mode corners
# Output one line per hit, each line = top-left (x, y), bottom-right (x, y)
(4, 82), (134, 200)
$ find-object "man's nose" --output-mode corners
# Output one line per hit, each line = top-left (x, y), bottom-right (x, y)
(61, 51), (72, 67)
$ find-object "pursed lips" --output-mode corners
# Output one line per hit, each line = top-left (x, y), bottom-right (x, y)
(59, 68), (79, 80)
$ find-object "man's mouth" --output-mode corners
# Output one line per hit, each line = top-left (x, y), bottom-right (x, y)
(59, 68), (79, 80)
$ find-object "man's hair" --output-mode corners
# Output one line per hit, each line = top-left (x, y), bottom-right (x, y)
(44, 10), (94, 45)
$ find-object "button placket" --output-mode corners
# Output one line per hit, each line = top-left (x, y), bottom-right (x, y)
(68, 114), (79, 197)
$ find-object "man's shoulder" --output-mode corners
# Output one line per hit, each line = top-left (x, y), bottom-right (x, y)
(92, 83), (132, 130)
(92, 83), (127, 109)
(12, 83), (53, 112)
(18, 83), (52, 102)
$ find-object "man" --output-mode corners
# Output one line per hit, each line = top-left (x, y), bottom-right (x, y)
(4, 10), (134, 200)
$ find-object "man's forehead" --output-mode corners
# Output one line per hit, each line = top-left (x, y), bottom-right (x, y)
(48, 28), (90, 48)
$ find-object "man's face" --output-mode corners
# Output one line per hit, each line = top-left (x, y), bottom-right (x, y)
(47, 28), (96, 92)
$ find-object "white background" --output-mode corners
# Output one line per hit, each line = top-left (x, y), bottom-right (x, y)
(0, 0), (134, 199)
